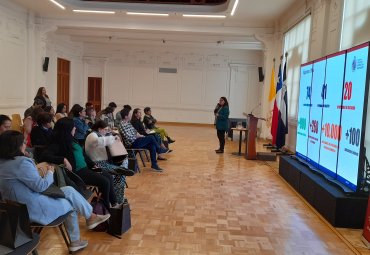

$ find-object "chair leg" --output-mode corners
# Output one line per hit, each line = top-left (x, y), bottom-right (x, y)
(59, 224), (71, 250)
(32, 227), (43, 235)
(144, 150), (150, 162)
(137, 151), (146, 167)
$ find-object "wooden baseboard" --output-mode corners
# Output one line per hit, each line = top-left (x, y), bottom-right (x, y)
(158, 122), (214, 127)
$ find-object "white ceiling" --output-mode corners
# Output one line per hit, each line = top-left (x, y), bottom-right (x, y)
(12, 0), (300, 49)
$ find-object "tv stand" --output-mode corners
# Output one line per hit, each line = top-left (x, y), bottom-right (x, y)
(279, 156), (367, 228)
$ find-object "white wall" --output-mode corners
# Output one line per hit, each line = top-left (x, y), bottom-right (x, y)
(0, 0), (262, 125)
(82, 43), (263, 124)
(0, 1), (84, 117)
(0, 1), (29, 116)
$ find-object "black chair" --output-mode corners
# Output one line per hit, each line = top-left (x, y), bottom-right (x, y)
(128, 148), (150, 167)
(228, 118), (247, 140)
(4, 233), (40, 255)
(31, 211), (73, 254)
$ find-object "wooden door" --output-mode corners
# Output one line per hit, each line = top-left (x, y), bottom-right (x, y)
(57, 58), (70, 110)
(88, 77), (102, 112)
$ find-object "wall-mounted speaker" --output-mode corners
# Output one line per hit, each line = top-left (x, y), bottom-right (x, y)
(43, 57), (49, 72)
(258, 66), (264, 82)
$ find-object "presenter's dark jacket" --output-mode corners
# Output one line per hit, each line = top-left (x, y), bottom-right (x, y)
(215, 106), (229, 131)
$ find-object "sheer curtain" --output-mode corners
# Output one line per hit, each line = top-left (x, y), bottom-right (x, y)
(283, 15), (312, 120)
(341, 0), (370, 50)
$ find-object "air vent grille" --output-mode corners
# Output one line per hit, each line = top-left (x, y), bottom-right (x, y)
(159, 67), (177, 73)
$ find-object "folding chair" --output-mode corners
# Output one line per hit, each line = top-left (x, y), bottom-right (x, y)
(11, 114), (23, 132)
(31, 211), (74, 254)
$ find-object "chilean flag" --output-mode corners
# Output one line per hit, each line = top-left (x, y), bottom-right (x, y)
(276, 61), (288, 149)
(271, 63), (282, 145)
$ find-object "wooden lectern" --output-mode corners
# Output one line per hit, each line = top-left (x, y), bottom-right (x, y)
(244, 113), (263, 160)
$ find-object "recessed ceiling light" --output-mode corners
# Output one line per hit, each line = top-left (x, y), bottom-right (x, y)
(182, 14), (226, 18)
(126, 12), (169, 16)
(73, 10), (115, 14)
(231, 0), (239, 16)
(49, 0), (65, 10)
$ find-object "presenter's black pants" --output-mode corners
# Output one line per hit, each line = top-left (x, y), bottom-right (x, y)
(217, 130), (226, 151)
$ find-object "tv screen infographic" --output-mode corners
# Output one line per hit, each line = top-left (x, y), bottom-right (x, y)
(295, 62), (313, 161)
(307, 58), (327, 168)
(337, 44), (370, 190)
(295, 42), (370, 192)
(318, 51), (346, 177)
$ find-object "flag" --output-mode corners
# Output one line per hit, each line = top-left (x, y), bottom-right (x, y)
(276, 60), (288, 149)
(271, 63), (282, 145)
(266, 66), (276, 131)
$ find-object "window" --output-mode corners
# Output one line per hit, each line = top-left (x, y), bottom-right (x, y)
(283, 15), (312, 120)
(341, 0), (370, 50)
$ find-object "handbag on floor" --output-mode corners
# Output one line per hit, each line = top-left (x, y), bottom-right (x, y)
(0, 200), (33, 249)
(108, 202), (131, 237)
(90, 197), (109, 232)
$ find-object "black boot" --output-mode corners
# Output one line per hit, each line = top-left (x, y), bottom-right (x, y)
(167, 137), (175, 143)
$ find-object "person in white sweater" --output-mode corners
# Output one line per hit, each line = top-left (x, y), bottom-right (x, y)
(85, 120), (134, 203)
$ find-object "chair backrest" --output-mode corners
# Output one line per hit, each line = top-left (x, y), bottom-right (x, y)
(11, 114), (23, 132)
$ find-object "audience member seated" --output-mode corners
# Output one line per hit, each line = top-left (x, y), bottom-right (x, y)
(85, 102), (94, 109)
(0, 115), (11, 135)
(34, 86), (52, 108)
(108, 102), (117, 112)
(85, 107), (96, 128)
(69, 104), (90, 146)
(115, 104), (131, 127)
(0, 130), (110, 253)
(44, 106), (56, 127)
(118, 108), (169, 172)
(41, 117), (117, 210)
(55, 103), (68, 121)
(25, 107), (45, 148)
(143, 107), (175, 144)
(30, 112), (53, 162)
(131, 108), (169, 160)
(85, 120), (134, 204)
(96, 106), (115, 128)
(24, 98), (44, 119)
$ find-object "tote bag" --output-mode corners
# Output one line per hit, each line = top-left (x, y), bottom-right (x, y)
(0, 200), (33, 249)
(108, 202), (131, 236)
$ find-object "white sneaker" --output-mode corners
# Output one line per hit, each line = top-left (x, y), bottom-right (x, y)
(111, 203), (122, 209)
(69, 240), (88, 252)
(86, 214), (110, 230)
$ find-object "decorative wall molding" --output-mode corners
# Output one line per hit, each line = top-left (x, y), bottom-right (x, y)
(131, 51), (155, 66)
(157, 52), (179, 67)
(205, 54), (229, 69)
(182, 53), (204, 69)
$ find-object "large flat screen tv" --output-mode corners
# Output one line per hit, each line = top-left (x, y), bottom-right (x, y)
(295, 42), (370, 192)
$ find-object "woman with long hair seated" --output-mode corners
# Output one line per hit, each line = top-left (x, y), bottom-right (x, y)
(30, 112), (53, 163)
(42, 117), (118, 209)
(0, 130), (110, 252)
(85, 120), (134, 204)
(55, 103), (68, 121)
(69, 104), (90, 146)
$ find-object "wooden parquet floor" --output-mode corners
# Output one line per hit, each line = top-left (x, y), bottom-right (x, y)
(37, 124), (370, 255)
